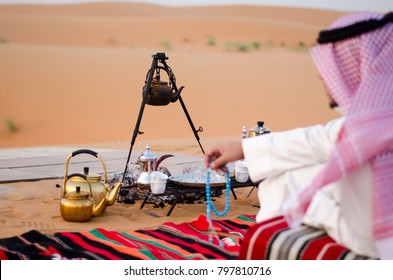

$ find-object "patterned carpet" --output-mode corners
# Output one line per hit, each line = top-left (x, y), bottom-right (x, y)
(0, 215), (255, 260)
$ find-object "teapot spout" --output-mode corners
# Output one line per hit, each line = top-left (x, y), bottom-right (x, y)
(92, 198), (107, 217)
(156, 154), (174, 170)
(170, 86), (184, 103)
(106, 182), (122, 206)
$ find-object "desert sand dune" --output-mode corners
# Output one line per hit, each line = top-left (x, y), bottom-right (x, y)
(0, 3), (342, 149)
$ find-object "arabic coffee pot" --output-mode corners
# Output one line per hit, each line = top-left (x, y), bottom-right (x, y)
(136, 144), (173, 185)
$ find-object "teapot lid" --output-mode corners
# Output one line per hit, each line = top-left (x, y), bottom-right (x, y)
(69, 167), (101, 183)
(139, 144), (156, 161)
(250, 121), (270, 133)
(65, 186), (90, 200)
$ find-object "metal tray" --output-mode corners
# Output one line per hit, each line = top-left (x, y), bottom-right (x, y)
(168, 176), (226, 188)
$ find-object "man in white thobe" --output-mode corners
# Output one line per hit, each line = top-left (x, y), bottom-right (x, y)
(243, 117), (378, 258)
(204, 11), (393, 259)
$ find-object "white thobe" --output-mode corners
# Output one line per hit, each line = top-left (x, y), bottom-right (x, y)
(242, 118), (379, 258)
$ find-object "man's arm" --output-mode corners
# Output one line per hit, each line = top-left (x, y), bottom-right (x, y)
(243, 118), (344, 182)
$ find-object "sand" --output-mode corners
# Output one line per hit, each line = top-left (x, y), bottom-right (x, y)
(0, 3), (343, 239)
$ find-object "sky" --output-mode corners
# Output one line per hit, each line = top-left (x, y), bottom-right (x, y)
(0, 0), (391, 13)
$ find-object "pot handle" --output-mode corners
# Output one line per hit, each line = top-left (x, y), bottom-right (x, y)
(71, 149), (98, 158)
(63, 173), (94, 200)
(144, 66), (171, 86)
(63, 149), (108, 186)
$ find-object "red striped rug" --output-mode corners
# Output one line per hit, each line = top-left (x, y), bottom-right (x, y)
(0, 215), (255, 260)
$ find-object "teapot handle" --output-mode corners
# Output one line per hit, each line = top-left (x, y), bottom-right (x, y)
(144, 66), (171, 86)
(63, 149), (108, 186)
(63, 173), (94, 200)
(71, 149), (98, 158)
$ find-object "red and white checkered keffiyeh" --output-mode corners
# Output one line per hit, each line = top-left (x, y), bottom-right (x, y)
(282, 12), (393, 259)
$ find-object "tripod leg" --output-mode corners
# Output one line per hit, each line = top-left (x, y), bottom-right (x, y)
(159, 56), (204, 154)
(247, 186), (256, 198)
(178, 95), (205, 154)
(121, 57), (159, 184)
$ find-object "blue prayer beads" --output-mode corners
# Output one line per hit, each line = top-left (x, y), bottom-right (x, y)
(206, 168), (231, 217)
(205, 167), (231, 246)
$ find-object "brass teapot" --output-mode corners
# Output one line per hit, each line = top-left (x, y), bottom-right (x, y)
(61, 149), (122, 216)
(136, 144), (173, 185)
(60, 173), (106, 222)
(143, 66), (184, 106)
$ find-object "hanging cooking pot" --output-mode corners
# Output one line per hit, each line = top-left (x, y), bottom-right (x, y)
(143, 66), (184, 106)
(61, 149), (122, 216)
(60, 173), (106, 222)
(249, 121), (271, 137)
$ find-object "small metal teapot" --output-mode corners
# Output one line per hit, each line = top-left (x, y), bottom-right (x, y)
(248, 121), (271, 137)
(136, 144), (173, 185)
(143, 66), (184, 106)
(60, 173), (106, 222)
(61, 149), (122, 216)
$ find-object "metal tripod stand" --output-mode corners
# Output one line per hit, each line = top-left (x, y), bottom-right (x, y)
(122, 53), (204, 184)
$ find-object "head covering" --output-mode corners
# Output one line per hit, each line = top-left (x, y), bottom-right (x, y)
(282, 12), (393, 259)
